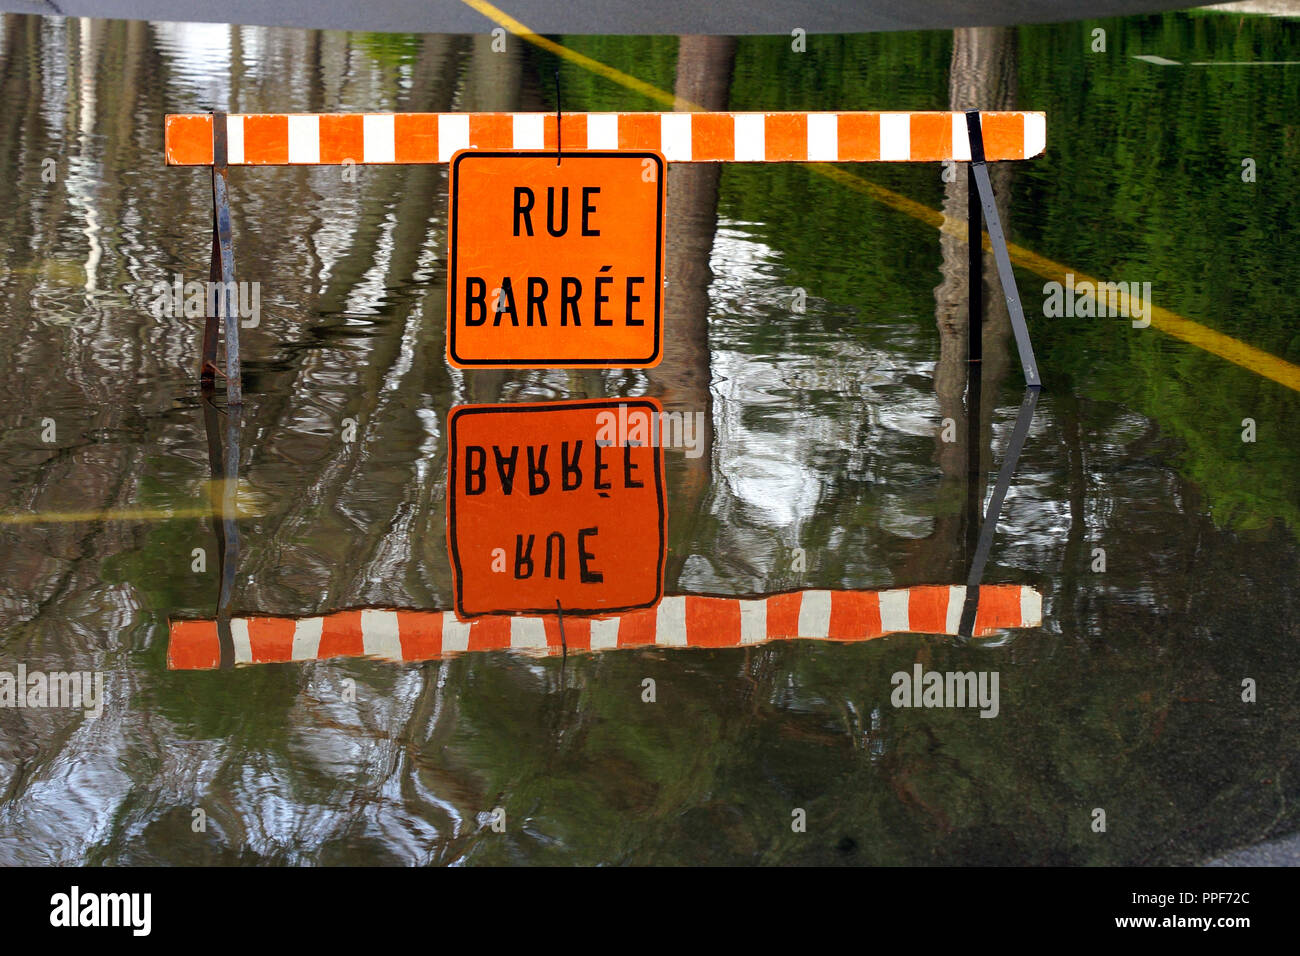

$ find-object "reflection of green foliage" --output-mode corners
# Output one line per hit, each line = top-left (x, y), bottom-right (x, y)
(723, 162), (944, 320)
(1017, 15), (1300, 358)
(714, 32), (952, 320)
(100, 471), (212, 614)
(1014, 15), (1300, 535)
(711, 20), (1300, 537)
(453, 596), (1300, 865)
(352, 31), (423, 67)
(142, 632), (304, 742)
(100, 467), (304, 741)
(525, 36), (679, 111)
(726, 32), (951, 112)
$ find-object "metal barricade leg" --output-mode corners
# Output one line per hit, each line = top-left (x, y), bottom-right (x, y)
(203, 110), (241, 405)
(965, 109), (1042, 390)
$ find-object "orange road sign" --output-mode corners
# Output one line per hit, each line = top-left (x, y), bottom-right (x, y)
(447, 398), (667, 618)
(446, 150), (665, 369)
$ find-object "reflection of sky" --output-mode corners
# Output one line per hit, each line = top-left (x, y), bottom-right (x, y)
(152, 21), (234, 110)
(37, 18), (69, 136)
(151, 22), (406, 116)
(692, 220), (1164, 606)
(694, 221), (953, 592)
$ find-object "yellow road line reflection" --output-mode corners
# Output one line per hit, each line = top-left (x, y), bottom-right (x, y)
(0, 481), (266, 524)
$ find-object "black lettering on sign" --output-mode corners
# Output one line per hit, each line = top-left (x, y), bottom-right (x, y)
(492, 277), (518, 326)
(561, 441), (582, 491)
(465, 277), (487, 326)
(462, 441), (656, 496)
(514, 534), (535, 579)
(546, 186), (569, 237)
(466, 271), (654, 328)
(593, 266), (612, 327)
(465, 445), (486, 494)
(513, 187), (535, 237)
(561, 278), (581, 326)
(545, 531), (565, 579)
(581, 186), (600, 236)
(623, 442), (643, 488)
(511, 185), (601, 238)
(528, 445), (549, 496)
(510, 529), (607, 581)
(625, 276), (644, 326)
(578, 527), (603, 583)
(493, 446), (518, 494)
(527, 277), (548, 326)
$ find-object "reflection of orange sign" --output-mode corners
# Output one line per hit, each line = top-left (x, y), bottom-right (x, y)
(447, 150), (665, 369)
(447, 398), (667, 619)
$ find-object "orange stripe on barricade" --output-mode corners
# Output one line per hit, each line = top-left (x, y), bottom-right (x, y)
(829, 591), (883, 641)
(686, 595), (744, 648)
(165, 114), (214, 165)
(320, 114), (364, 164)
(544, 615), (591, 652)
(907, 586), (951, 635)
(393, 113), (438, 163)
(469, 616), (511, 652)
(542, 113), (587, 152)
(908, 113), (951, 162)
(246, 616), (296, 663)
(616, 606), (658, 647)
(164, 112), (1046, 166)
(398, 610), (443, 659)
(167, 586), (1043, 669)
(617, 113), (660, 151)
(168, 620), (220, 669)
(766, 592), (804, 639)
(243, 114), (289, 165)
(974, 584), (1034, 633)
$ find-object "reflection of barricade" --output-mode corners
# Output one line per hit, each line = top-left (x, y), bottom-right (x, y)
(165, 109), (1047, 401)
(168, 585), (1043, 670)
(166, 110), (1048, 654)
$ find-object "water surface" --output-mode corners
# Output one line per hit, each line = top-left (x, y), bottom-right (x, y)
(0, 10), (1297, 865)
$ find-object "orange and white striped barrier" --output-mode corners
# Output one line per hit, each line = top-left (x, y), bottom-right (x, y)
(164, 111), (1046, 166)
(167, 585), (1042, 669)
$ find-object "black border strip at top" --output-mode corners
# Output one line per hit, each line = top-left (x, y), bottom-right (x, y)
(447, 399), (668, 619)
(447, 150), (665, 367)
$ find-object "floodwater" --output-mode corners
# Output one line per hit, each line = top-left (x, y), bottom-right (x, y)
(0, 10), (1297, 865)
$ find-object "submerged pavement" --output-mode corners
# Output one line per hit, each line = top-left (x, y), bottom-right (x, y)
(1206, 833), (1300, 866)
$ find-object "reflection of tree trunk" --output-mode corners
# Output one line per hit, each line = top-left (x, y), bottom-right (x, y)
(459, 33), (526, 407)
(239, 35), (466, 609)
(2, 17), (155, 622)
(312, 36), (464, 321)
(1058, 391), (1088, 635)
(306, 30), (323, 113)
(230, 25), (243, 107)
(939, 25), (1019, 455)
(0, 17), (41, 320)
(948, 27), (1019, 465)
(647, 35), (733, 589)
(0, 17), (32, 191)
(905, 26), (1018, 585)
